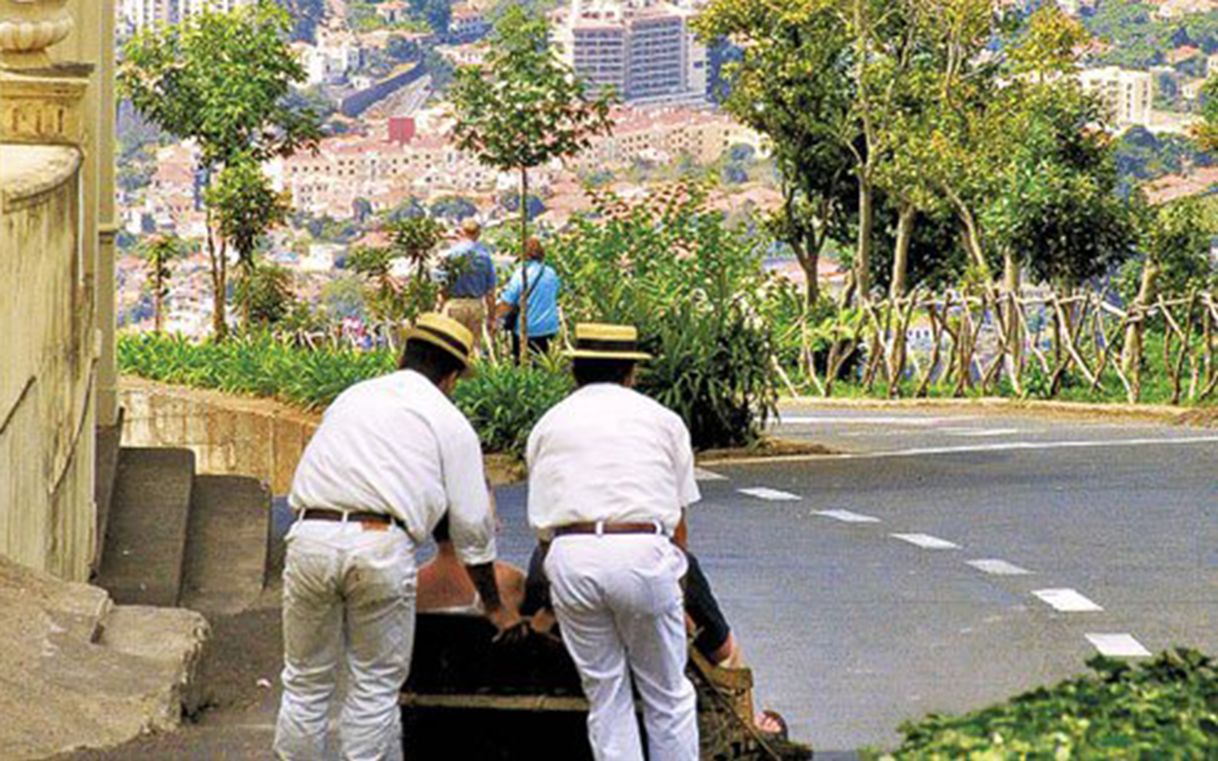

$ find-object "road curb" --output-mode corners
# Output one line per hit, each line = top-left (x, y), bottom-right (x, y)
(778, 396), (1218, 427)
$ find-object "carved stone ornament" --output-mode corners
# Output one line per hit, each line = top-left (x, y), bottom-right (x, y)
(0, 0), (74, 69)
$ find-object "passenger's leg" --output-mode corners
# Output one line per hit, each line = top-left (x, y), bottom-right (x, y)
(274, 523), (343, 760)
(546, 538), (643, 761)
(338, 528), (417, 761)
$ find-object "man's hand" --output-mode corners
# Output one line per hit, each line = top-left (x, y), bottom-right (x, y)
(486, 604), (528, 644)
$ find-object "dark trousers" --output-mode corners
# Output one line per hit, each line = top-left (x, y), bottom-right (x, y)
(510, 333), (554, 363)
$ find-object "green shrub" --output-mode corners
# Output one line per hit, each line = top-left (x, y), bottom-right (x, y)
(118, 332), (571, 455)
(454, 361), (574, 458)
(551, 185), (781, 449)
(888, 649), (1218, 758)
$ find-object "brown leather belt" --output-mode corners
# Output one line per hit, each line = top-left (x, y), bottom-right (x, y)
(299, 508), (406, 532)
(553, 521), (665, 538)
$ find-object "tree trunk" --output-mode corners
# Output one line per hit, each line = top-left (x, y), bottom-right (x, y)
(890, 203), (915, 301)
(797, 238), (821, 307)
(239, 257), (253, 332)
(206, 207), (228, 341)
(153, 263), (164, 334)
(1002, 249), (1019, 294)
(855, 179), (874, 302)
(518, 166), (530, 365)
(1122, 258), (1160, 402)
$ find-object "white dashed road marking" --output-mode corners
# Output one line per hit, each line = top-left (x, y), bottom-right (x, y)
(738, 487), (802, 501)
(947, 428), (1023, 438)
(1033, 588), (1103, 612)
(1086, 633), (1151, 657)
(813, 509), (882, 524)
(694, 467), (727, 482)
(966, 559), (1032, 576)
(891, 533), (959, 550)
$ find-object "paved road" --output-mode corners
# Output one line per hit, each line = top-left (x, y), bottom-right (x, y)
(490, 406), (1218, 756)
(77, 405), (1216, 759)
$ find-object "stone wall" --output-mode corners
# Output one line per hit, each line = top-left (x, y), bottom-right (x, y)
(0, 145), (97, 581)
(119, 377), (321, 496)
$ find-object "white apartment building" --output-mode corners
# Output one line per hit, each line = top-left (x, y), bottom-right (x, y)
(176, 0), (253, 20)
(553, 0), (708, 105)
(120, 0), (173, 32)
(1079, 66), (1153, 130)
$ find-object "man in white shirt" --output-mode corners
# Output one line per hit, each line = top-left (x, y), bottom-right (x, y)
(273, 313), (521, 761)
(527, 323), (701, 761)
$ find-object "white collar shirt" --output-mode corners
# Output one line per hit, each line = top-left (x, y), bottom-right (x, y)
(289, 370), (496, 565)
(526, 384), (701, 536)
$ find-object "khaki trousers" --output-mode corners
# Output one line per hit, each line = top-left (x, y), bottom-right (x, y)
(442, 298), (486, 348)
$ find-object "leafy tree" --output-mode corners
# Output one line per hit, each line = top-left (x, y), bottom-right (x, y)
(1122, 198), (1214, 399)
(348, 217), (447, 335)
(1194, 75), (1218, 152)
(120, 1), (320, 338)
(205, 155), (293, 330)
(696, 0), (855, 306)
(449, 6), (613, 361)
(139, 234), (185, 333)
(233, 262), (296, 329)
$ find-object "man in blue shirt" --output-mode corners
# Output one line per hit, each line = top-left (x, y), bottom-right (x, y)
(441, 218), (496, 349)
(497, 238), (562, 362)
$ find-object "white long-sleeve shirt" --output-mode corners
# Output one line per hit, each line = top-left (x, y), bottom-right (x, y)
(526, 383), (701, 536)
(289, 370), (497, 565)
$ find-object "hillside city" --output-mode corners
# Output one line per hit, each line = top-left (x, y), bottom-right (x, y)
(115, 0), (1218, 336)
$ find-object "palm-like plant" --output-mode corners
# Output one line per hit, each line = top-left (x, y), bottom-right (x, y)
(140, 234), (185, 333)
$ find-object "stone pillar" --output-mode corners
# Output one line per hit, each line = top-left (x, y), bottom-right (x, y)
(0, 0), (74, 70)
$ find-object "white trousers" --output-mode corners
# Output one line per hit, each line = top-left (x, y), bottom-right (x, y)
(545, 534), (698, 761)
(273, 520), (417, 761)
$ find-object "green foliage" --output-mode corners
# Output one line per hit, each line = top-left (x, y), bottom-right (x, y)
(1114, 127), (1209, 182)
(984, 83), (1136, 288)
(118, 333), (569, 455)
(233, 262), (296, 329)
(890, 649), (1218, 758)
(448, 7), (613, 175)
(120, 0), (321, 339)
(1122, 197), (1217, 302)
(551, 186), (780, 449)
(453, 362), (573, 457)
(1083, 1), (1218, 69)
(205, 155), (292, 264)
(348, 216), (446, 328)
(696, 0), (855, 304)
(119, 1), (320, 168)
(118, 332), (395, 411)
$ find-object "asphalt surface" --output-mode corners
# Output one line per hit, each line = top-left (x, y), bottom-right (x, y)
(660, 406), (1217, 755)
(74, 405), (1217, 759)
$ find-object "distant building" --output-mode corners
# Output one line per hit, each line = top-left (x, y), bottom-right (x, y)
(571, 106), (768, 171)
(120, 0), (173, 32)
(1079, 66), (1153, 130)
(449, 4), (491, 44)
(376, 1), (411, 25)
(552, 0), (708, 106)
(176, 0), (254, 20)
(298, 29), (362, 86)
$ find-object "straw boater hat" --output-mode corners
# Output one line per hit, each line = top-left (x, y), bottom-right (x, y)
(406, 313), (475, 370)
(565, 323), (653, 362)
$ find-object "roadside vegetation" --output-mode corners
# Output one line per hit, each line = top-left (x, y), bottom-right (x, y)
(876, 649), (1218, 758)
